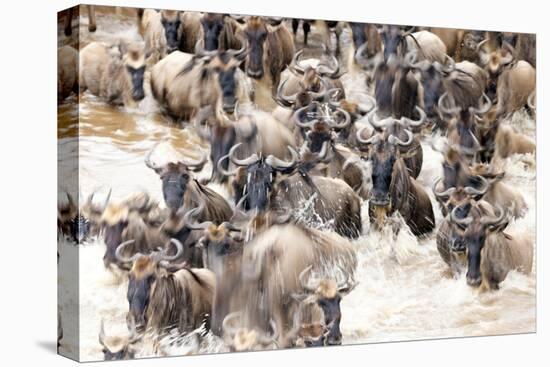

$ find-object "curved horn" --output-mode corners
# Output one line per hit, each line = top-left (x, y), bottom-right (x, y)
(337, 270), (358, 294)
(156, 238), (184, 262)
(480, 205), (507, 226)
(293, 105), (318, 129)
(450, 205), (473, 226)
(403, 105), (427, 128)
(183, 205), (214, 231)
(299, 265), (319, 293)
(388, 129), (414, 147)
(194, 39), (218, 59)
(432, 178), (456, 200)
(309, 77), (329, 102)
(471, 93), (492, 115)
(354, 41), (369, 67)
(443, 54), (456, 73)
(289, 49), (306, 76)
(329, 107), (351, 129)
(356, 126), (379, 145)
(275, 79), (298, 108)
(367, 107), (393, 130)
(438, 92), (461, 115)
(476, 38), (489, 54)
(217, 153), (239, 177)
(115, 240), (141, 264)
(265, 146), (299, 171)
(145, 143), (162, 172)
(527, 91), (536, 110)
(500, 41), (515, 65)
(226, 36), (248, 60)
(463, 175), (489, 197)
(317, 53), (341, 79)
(228, 143), (260, 167)
(180, 151), (208, 172)
(222, 312), (242, 339)
(357, 94), (377, 115)
(258, 319), (279, 346)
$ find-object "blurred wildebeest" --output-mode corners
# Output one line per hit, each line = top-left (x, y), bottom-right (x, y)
(477, 40), (535, 117)
(144, 145), (233, 221)
(137, 9), (182, 65)
(222, 313), (278, 352)
(150, 45), (249, 121)
(117, 239), (216, 333)
(427, 27), (464, 58)
(238, 16), (295, 110)
(348, 22), (382, 74)
(222, 143), (363, 238)
(194, 104), (296, 184)
(493, 123), (536, 160)
(410, 56), (488, 130)
(357, 127), (435, 236)
(379, 25), (447, 64)
(449, 202), (533, 289)
(58, 46), (78, 102)
(79, 41), (146, 107)
(99, 319), (141, 361)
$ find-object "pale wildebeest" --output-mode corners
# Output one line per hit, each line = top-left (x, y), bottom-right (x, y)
(477, 40), (536, 117)
(222, 313), (278, 352)
(348, 22), (383, 74)
(221, 143), (363, 238)
(493, 123), (536, 159)
(58, 46), (78, 101)
(240, 16), (295, 110)
(79, 41), (146, 107)
(150, 46), (249, 121)
(117, 239), (216, 333)
(357, 128), (435, 236)
(144, 145), (233, 220)
(380, 25), (447, 64)
(99, 319), (141, 361)
(187, 209), (357, 346)
(137, 9), (182, 65)
(410, 57), (488, 130)
(194, 105), (297, 184)
(449, 203), (533, 289)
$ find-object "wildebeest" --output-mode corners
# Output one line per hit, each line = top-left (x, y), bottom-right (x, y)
(348, 22), (383, 73)
(79, 41), (146, 107)
(137, 9), (182, 65)
(144, 145), (233, 222)
(428, 27), (464, 58)
(493, 123), (536, 159)
(449, 203), (533, 289)
(379, 26), (447, 64)
(117, 239), (216, 332)
(222, 313), (278, 351)
(357, 128), (435, 236)
(194, 104), (297, 184)
(240, 16), (295, 110)
(99, 319), (141, 360)
(58, 46), (78, 101)
(150, 46), (249, 120)
(222, 143), (363, 238)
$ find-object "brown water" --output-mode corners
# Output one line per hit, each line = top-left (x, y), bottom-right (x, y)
(57, 9), (536, 362)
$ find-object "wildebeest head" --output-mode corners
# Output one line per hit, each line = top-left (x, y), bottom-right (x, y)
(58, 191), (92, 243)
(219, 143), (299, 211)
(380, 25), (415, 62)
(449, 203), (508, 287)
(357, 118), (416, 207)
(116, 239), (184, 330)
(477, 40), (515, 102)
(99, 319), (141, 360)
(293, 266), (357, 346)
(160, 10), (182, 53)
(243, 16), (278, 79)
(201, 13), (226, 51)
(144, 144), (207, 211)
(121, 42), (146, 102)
(193, 44), (248, 113)
(412, 57), (455, 120)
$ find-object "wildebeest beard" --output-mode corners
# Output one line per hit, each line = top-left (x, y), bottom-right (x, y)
(126, 65), (145, 101)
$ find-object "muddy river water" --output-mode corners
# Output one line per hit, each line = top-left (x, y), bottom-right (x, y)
(57, 8), (536, 361)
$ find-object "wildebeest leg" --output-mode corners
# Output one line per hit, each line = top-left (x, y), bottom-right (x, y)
(64, 8), (73, 36)
(292, 19), (300, 40)
(88, 5), (97, 32)
(334, 22), (343, 57)
(303, 21), (311, 46)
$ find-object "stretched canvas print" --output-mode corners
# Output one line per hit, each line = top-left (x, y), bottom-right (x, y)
(57, 4), (537, 362)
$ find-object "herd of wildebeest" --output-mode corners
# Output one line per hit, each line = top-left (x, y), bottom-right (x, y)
(57, 6), (536, 360)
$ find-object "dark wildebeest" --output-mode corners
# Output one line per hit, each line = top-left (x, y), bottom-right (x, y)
(199, 13), (243, 52)
(348, 22), (383, 73)
(116, 239), (216, 333)
(221, 143), (363, 239)
(448, 203), (533, 289)
(357, 127), (435, 236)
(240, 16), (295, 110)
(150, 45), (249, 120)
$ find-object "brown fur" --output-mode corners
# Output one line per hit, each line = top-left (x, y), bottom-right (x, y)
(58, 46), (78, 101)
